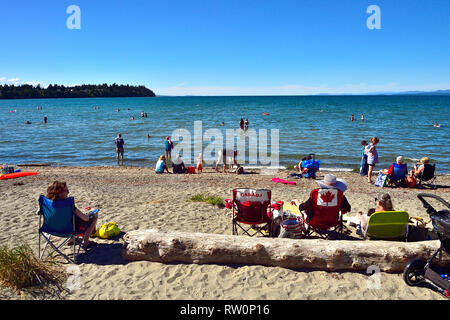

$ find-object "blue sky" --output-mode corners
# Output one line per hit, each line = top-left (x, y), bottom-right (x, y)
(1, 0), (449, 95)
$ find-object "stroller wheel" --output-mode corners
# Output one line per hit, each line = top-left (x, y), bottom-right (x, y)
(403, 259), (426, 286)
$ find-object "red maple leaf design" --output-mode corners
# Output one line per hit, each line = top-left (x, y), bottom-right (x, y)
(320, 191), (335, 204)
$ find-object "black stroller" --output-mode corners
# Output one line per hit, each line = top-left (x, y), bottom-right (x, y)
(403, 193), (450, 298)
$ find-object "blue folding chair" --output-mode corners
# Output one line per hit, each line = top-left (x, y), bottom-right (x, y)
(302, 154), (321, 179)
(37, 195), (81, 264)
(387, 163), (407, 187)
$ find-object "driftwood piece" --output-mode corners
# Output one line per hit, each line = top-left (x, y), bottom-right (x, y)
(122, 229), (450, 272)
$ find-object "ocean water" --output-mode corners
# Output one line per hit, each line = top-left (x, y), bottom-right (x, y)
(1, 96), (449, 173)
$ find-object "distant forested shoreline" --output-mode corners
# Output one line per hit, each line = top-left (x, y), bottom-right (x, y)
(0, 84), (156, 99)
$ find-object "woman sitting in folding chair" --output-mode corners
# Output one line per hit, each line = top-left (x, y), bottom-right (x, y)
(294, 174), (351, 239)
(355, 192), (393, 235)
(46, 181), (98, 249)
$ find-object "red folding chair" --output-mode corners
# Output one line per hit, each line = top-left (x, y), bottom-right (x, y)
(232, 188), (273, 237)
(303, 188), (345, 240)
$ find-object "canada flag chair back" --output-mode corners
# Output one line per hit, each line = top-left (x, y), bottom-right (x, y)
(307, 188), (344, 239)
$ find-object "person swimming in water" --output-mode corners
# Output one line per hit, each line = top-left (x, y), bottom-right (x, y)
(361, 113), (365, 122)
(351, 114), (355, 121)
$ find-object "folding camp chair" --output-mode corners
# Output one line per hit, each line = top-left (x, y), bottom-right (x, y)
(417, 164), (436, 189)
(232, 188), (273, 237)
(302, 188), (345, 240)
(362, 211), (410, 241)
(37, 195), (81, 264)
(301, 153), (321, 179)
(387, 163), (407, 187)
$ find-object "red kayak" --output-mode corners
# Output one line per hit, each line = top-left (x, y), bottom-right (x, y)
(0, 172), (39, 180)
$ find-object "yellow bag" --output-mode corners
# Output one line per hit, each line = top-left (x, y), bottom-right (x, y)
(93, 222), (121, 239)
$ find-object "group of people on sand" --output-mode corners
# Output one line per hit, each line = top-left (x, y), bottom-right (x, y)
(154, 153), (204, 174)
(290, 173), (398, 237)
(360, 137), (433, 187)
(382, 155), (432, 188)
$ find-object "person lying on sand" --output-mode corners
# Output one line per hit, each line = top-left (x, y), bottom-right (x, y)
(46, 181), (98, 249)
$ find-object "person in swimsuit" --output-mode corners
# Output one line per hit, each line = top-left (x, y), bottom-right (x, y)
(115, 133), (125, 165)
(244, 118), (249, 131)
(164, 136), (174, 161)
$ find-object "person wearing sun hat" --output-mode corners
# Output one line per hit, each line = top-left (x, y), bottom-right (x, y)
(410, 157), (430, 179)
(172, 154), (187, 174)
(315, 173), (348, 193)
(297, 174), (351, 226)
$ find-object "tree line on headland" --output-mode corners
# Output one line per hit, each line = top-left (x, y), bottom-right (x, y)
(0, 84), (156, 99)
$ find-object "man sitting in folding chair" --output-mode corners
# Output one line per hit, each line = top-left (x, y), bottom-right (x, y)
(38, 181), (98, 263)
(232, 188), (273, 237)
(295, 174), (351, 239)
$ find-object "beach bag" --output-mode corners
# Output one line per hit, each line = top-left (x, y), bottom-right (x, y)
(406, 176), (417, 188)
(375, 172), (388, 187)
(187, 166), (196, 174)
(94, 222), (121, 239)
(279, 217), (305, 239)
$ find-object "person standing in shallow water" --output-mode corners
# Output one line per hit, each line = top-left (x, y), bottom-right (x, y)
(115, 133), (125, 165)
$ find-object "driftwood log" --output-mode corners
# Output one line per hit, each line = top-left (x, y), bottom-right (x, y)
(122, 229), (450, 272)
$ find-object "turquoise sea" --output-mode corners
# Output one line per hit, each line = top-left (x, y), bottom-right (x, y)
(1, 96), (449, 173)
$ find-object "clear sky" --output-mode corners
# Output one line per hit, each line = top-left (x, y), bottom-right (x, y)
(1, 0), (449, 95)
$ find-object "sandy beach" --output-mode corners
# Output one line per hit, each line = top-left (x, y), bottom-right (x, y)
(1, 166), (449, 300)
